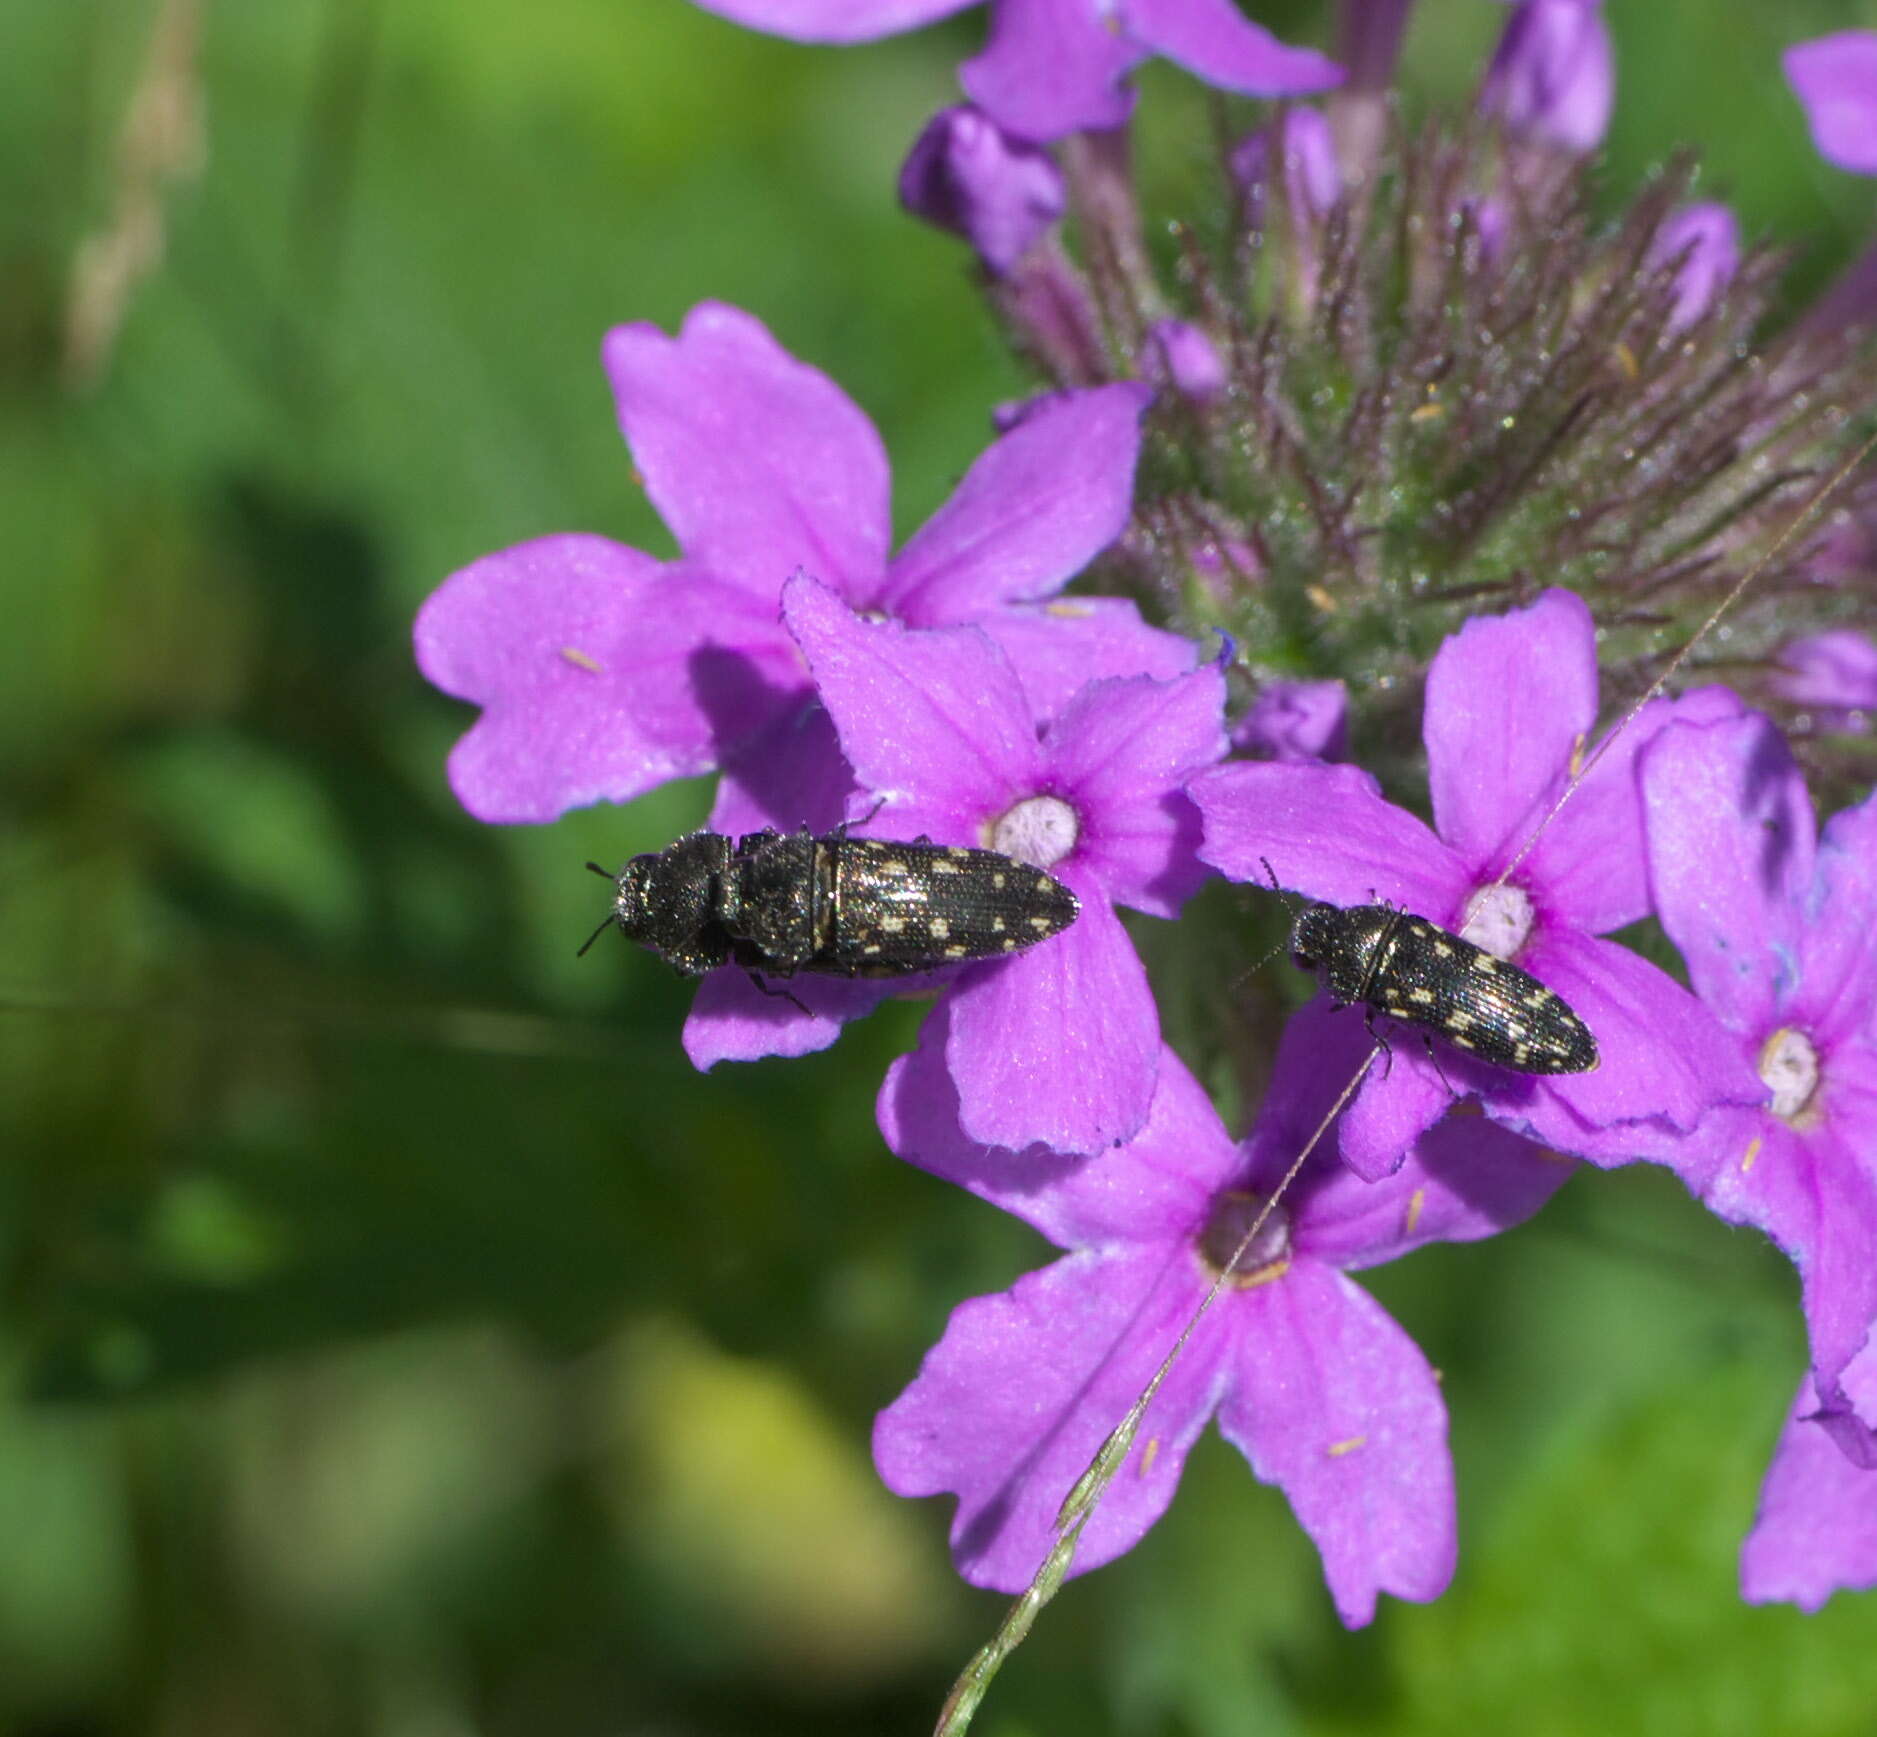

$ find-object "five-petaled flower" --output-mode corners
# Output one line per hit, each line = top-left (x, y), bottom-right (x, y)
(760, 575), (1224, 1153)
(1189, 589), (1763, 1182)
(415, 302), (1175, 840)
(872, 1004), (1571, 1623)
(1641, 709), (1877, 1481)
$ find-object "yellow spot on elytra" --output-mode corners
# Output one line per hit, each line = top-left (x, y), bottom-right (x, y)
(1742, 1134), (1764, 1174)
(560, 646), (603, 673)
(1140, 1437), (1161, 1477)
(929, 917), (951, 940)
(992, 873), (1006, 889)
(1403, 1188), (1426, 1236)
(1409, 987), (1435, 1005)
(1326, 1436), (1367, 1458)
(879, 916), (906, 934)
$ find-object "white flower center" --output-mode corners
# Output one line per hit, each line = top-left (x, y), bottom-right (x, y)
(989, 795), (1080, 869)
(1459, 882), (1535, 961)
(1197, 1192), (1291, 1286)
(1758, 1026), (1822, 1124)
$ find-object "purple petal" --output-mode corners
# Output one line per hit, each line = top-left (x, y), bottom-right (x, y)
(783, 575), (1044, 839)
(706, 701), (855, 838)
(1704, 1116), (1877, 1414)
(1742, 1375), (1877, 1610)
(1524, 685), (1746, 937)
(602, 303), (890, 599)
(879, 1012), (1234, 1247)
(1334, 1030), (1456, 1183)
(898, 105), (1065, 277)
(882, 385), (1153, 624)
(945, 877), (1161, 1154)
(1516, 928), (1766, 1158)
(414, 537), (799, 824)
(681, 968), (889, 1068)
(1479, 0), (1614, 155)
(1647, 203), (1740, 331)
(1241, 1000), (1571, 1236)
(1121, 0), (1343, 99)
(1300, 1116), (1571, 1268)
(873, 1245), (1230, 1592)
(961, 0), (1143, 141)
(1191, 761), (1471, 917)
(685, 0), (975, 43)
(1641, 711), (1815, 1036)
(1798, 788), (1877, 1046)
(1423, 588), (1598, 876)
(1775, 629), (1877, 724)
(1785, 32), (1877, 176)
(1046, 665), (1228, 917)
(1234, 678), (1349, 762)
(980, 597), (1199, 723)
(1216, 1262), (1454, 1627)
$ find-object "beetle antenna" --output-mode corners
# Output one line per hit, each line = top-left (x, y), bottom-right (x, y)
(585, 861), (613, 880)
(575, 913), (616, 959)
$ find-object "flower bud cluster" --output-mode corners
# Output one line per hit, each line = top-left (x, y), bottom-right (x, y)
(415, 0), (1877, 1668)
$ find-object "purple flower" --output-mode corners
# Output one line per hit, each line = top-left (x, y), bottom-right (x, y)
(1786, 32), (1877, 175)
(1775, 629), (1877, 731)
(1478, 0), (1614, 155)
(1646, 203), (1740, 331)
(899, 106), (1064, 276)
(1234, 678), (1348, 762)
(1641, 710), (1877, 1465)
(872, 1006), (1571, 1622)
(413, 303), (1167, 830)
(1189, 589), (1763, 1181)
(685, 0), (1341, 143)
(761, 575), (1225, 1153)
(1229, 105), (1343, 229)
(1742, 1349), (1877, 1611)
(1141, 318), (1227, 404)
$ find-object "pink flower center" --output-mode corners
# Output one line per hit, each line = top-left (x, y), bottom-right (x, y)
(989, 794), (1080, 869)
(1197, 1191), (1291, 1286)
(1758, 1026), (1822, 1126)
(1459, 882), (1535, 961)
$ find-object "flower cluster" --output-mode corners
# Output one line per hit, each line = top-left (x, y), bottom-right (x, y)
(416, 0), (1877, 1684)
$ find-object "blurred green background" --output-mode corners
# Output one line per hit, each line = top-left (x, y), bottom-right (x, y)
(4, 1), (1877, 1733)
